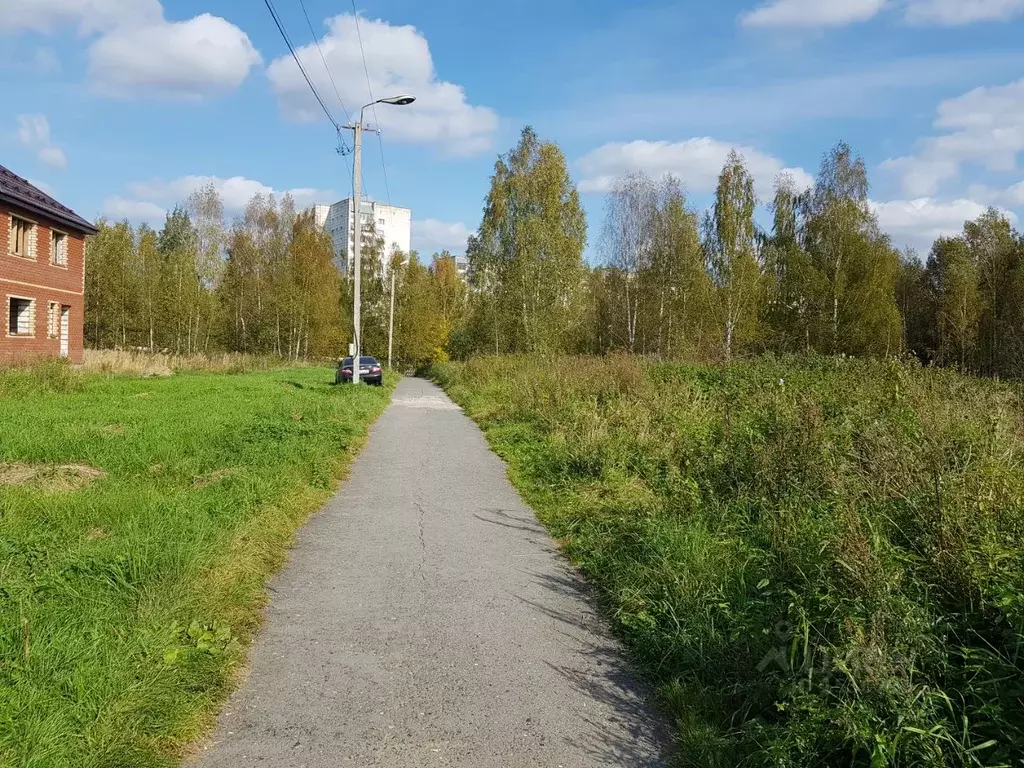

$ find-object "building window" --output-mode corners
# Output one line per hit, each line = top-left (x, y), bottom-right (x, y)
(51, 231), (68, 267)
(378, 218), (385, 226)
(8, 297), (34, 337)
(47, 302), (59, 338)
(9, 216), (35, 258)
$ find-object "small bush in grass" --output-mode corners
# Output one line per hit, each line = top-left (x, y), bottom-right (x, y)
(433, 355), (1024, 766)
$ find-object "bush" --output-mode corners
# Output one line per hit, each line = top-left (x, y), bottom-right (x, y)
(433, 355), (1024, 766)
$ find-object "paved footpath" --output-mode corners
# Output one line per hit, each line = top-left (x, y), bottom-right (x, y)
(192, 377), (670, 767)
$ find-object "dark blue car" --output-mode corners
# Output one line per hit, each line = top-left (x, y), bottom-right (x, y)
(337, 356), (383, 386)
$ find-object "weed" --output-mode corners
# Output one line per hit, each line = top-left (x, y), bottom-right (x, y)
(433, 356), (1024, 767)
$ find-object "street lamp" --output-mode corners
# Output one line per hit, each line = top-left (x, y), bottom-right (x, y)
(346, 95), (416, 384)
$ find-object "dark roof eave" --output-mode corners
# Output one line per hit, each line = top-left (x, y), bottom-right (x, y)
(0, 189), (98, 235)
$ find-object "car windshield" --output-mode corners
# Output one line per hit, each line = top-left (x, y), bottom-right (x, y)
(341, 357), (378, 366)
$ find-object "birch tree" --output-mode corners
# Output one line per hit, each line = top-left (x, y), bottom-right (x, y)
(184, 184), (225, 352)
(763, 174), (826, 352)
(928, 236), (981, 370)
(473, 126), (587, 354)
(599, 172), (656, 352)
(650, 175), (709, 358)
(157, 207), (200, 354)
(705, 151), (761, 361)
(137, 224), (160, 352)
(966, 209), (1020, 376)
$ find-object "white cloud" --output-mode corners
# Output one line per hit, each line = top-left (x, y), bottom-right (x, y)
(102, 197), (167, 222)
(964, 180), (1024, 208)
(576, 138), (813, 199)
(0, 0), (162, 35)
(38, 146), (68, 169)
(740, 0), (1024, 27)
(741, 0), (887, 28)
(267, 14), (497, 155)
(16, 114), (67, 169)
(882, 78), (1024, 196)
(106, 175), (337, 221)
(905, 0), (1024, 25)
(88, 14), (260, 99)
(128, 176), (274, 211)
(1003, 181), (1024, 206)
(0, 1), (259, 100)
(17, 114), (51, 147)
(870, 197), (1019, 250)
(413, 219), (471, 254)
(555, 51), (1024, 144)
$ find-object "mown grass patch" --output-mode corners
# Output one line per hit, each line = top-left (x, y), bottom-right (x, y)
(433, 355), (1024, 767)
(0, 364), (393, 767)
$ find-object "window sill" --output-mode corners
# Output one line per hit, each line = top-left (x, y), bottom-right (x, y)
(8, 252), (35, 260)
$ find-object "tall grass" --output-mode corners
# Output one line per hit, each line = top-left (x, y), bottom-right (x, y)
(0, 366), (393, 767)
(81, 349), (311, 375)
(433, 355), (1024, 766)
(0, 358), (83, 398)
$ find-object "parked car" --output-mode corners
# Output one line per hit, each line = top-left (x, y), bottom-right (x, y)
(337, 356), (384, 386)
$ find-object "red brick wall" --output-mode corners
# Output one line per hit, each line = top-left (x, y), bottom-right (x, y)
(0, 203), (87, 364)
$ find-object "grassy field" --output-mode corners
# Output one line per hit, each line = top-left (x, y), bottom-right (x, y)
(0, 362), (393, 767)
(433, 355), (1024, 767)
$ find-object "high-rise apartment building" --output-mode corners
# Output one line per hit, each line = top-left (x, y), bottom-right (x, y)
(310, 204), (331, 229)
(317, 199), (411, 276)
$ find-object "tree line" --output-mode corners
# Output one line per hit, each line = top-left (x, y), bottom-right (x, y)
(85, 187), (466, 368)
(455, 127), (1024, 377)
(86, 126), (1024, 376)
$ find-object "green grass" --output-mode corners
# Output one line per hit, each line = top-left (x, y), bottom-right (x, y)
(432, 355), (1024, 767)
(0, 364), (393, 767)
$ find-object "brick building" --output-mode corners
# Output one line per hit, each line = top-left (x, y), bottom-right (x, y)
(0, 165), (96, 365)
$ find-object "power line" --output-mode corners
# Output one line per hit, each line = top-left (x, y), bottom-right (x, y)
(351, 0), (392, 207)
(263, 0), (340, 131)
(297, 0), (351, 125)
(374, 131), (392, 207)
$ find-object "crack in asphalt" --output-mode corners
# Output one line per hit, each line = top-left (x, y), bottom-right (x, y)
(414, 500), (428, 584)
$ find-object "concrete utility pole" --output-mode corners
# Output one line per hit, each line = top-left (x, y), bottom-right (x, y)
(344, 94), (416, 385)
(388, 266), (396, 369)
(351, 118), (364, 384)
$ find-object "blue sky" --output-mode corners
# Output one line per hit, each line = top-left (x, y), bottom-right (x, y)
(3, 0), (1024, 258)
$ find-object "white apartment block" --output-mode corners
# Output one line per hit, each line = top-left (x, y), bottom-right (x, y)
(319, 199), (411, 276)
(311, 204), (331, 229)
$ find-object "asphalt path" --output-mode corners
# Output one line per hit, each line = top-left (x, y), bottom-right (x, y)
(192, 377), (670, 767)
